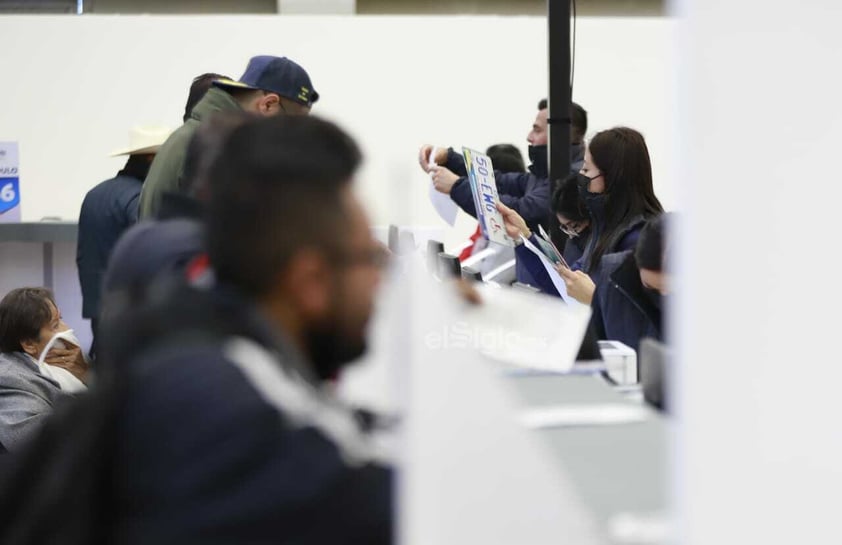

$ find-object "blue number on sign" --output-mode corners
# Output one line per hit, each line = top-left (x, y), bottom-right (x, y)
(478, 165), (488, 177)
(0, 178), (20, 214)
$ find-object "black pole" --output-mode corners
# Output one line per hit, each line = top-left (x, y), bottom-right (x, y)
(548, 0), (571, 184)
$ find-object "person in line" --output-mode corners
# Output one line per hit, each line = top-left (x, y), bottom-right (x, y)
(181, 72), (230, 123)
(0, 288), (87, 451)
(108, 115), (392, 542)
(138, 55), (318, 219)
(76, 126), (171, 356)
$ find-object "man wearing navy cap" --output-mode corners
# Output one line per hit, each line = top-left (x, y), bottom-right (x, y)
(138, 55), (318, 220)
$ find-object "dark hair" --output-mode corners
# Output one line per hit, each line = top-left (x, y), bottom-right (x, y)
(587, 127), (663, 271)
(0, 288), (56, 353)
(183, 73), (229, 122)
(120, 153), (154, 182)
(535, 99), (587, 143)
(486, 144), (526, 174)
(552, 173), (588, 222)
(182, 111), (256, 199)
(571, 101), (587, 143)
(206, 115), (362, 297)
(635, 213), (671, 272)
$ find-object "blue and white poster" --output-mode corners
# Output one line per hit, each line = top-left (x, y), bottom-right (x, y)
(0, 142), (20, 222)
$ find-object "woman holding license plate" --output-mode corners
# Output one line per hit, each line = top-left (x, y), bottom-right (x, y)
(502, 126), (663, 299)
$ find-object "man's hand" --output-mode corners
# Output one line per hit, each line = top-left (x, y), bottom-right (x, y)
(430, 166), (459, 194)
(496, 201), (531, 239)
(45, 345), (89, 382)
(557, 266), (596, 305)
(418, 145), (448, 173)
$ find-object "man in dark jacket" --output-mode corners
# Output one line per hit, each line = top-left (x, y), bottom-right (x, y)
(76, 126), (170, 354)
(110, 115), (393, 543)
(420, 99), (587, 234)
(138, 55), (318, 219)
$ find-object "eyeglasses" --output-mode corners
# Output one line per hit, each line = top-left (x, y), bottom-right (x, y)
(558, 220), (587, 238)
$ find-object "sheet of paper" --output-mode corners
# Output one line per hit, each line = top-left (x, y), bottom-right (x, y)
(519, 404), (649, 429)
(461, 283), (592, 373)
(428, 182), (458, 226)
(427, 146), (458, 226)
(521, 235), (581, 306)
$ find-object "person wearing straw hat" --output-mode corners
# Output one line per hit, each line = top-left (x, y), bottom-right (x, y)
(137, 55), (319, 220)
(76, 126), (171, 357)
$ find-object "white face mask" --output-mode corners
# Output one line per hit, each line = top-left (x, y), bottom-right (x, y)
(37, 328), (81, 367)
(35, 329), (87, 393)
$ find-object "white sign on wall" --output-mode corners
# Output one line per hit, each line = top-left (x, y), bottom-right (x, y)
(0, 142), (20, 223)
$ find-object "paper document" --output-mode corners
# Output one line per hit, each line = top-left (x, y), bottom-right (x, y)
(460, 283), (592, 373)
(520, 235), (580, 306)
(519, 404), (649, 429)
(427, 147), (458, 226)
(461, 147), (515, 247)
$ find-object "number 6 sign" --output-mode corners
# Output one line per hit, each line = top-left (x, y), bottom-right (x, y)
(0, 142), (21, 219)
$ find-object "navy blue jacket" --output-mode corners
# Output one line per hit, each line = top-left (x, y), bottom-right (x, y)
(515, 220), (644, 297)
(112, 285), (393, 544)
(77, 173), (143, 319)
(590, 251), (663, 353)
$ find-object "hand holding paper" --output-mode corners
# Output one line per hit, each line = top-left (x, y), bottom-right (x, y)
(557, 266), (595, 305)
(426, 146), (458, 225)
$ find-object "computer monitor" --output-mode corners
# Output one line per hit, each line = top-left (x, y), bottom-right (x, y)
(387, 225), (400, 253)
(427, 240), (444, 273)
(437, 252), (461, 279)
(461, 266), (482, 282)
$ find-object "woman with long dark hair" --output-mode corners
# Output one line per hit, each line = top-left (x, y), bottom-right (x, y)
(578, 126), (663, 272)
(503, 126), (664, 297)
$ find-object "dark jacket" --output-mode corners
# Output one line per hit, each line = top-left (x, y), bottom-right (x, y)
(590, 251), (663, 353)
(76, 172), (144, 319)
(111, 285), (393, 544)
(445, 147), (550, 234)
(102, 218), (205, 296)
(138, 87), (242, 220)
(514, 219), (644, 297)
(0, 283), (392, 544)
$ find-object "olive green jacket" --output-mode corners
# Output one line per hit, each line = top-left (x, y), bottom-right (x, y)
(137, 87), (243, 219)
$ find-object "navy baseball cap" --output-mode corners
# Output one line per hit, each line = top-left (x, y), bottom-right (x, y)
(213, 55), (319, 107)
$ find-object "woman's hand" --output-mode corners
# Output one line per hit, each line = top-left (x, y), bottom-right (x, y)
(557, 266), (596, 305)
(496, 201), (532, 239)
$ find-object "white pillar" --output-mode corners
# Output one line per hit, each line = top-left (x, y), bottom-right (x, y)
(676, 0), (842, 543)
(277, 0), (355, 14)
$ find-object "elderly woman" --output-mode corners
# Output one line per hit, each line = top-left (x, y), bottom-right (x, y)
(0, 287), (88, 451)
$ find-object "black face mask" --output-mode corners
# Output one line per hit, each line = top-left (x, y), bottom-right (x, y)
(304, 319), (368, 381)
(528, 145), (548, 178)
(643, 287), (663, 310)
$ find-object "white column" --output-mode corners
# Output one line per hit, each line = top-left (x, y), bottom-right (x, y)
(676, 0), (842, 543)
(277, 0), (355, 14)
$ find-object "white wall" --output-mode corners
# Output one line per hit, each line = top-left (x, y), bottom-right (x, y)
(676, 0), (842, 542)
(0, 15), (674, 251)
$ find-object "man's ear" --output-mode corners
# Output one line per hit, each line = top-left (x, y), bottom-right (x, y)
(260, 93), (280, 114)
(283, 249), (333, 320)
(20, 338), (39, 357)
